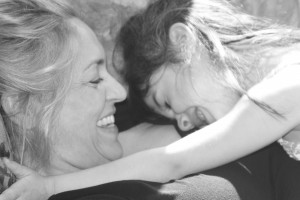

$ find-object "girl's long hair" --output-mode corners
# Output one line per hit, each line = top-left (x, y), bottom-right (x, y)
(115, 0), (300, 120)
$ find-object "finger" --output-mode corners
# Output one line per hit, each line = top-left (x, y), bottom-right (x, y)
(3, 158), (33, 178)
(0, 188), (20, 200)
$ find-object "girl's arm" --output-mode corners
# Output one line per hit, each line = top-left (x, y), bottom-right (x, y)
(51, 64), (300, 192)
(2, 65), (300, 200)
(50, 64), (300, 193)
(0, 123), (181, 200)
(50, 124), (181, 193)
(118, 122), (181, 156)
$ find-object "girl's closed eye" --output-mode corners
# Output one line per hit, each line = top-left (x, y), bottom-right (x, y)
(163, 101), (175, 117)
(164, 102), (171, 110)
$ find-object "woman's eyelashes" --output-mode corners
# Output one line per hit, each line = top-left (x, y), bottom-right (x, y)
(89, 77), (103, 86)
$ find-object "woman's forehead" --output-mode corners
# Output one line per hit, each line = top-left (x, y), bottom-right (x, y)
(68, 18), (105, 72)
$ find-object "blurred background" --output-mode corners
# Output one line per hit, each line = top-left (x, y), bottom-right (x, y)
(72, 0), (300, 41)
(71, 0), (300, 71)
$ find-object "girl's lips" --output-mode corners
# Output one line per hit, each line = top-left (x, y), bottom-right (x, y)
(197, 107), (216, 125)
(194, 107), (208, 127)
(196, 107), (206, 121)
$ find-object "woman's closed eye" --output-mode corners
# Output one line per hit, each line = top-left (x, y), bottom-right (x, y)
(89, 78), (103, 85)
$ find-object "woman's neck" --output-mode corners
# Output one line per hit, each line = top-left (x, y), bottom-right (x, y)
(39, 154), (82, 176)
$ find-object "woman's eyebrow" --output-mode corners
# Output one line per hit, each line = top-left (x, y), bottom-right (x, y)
(84, 58), (104, 72)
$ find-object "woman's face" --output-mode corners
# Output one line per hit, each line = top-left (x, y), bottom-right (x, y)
(53, 19), (127, 170)
(144, 51), (239, 132)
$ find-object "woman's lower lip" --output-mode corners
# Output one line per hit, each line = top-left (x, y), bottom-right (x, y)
(97, 124), (119, 133)
(97, 123), (116, 128)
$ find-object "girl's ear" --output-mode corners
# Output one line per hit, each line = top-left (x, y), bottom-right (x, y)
(169, 23), (196, 50)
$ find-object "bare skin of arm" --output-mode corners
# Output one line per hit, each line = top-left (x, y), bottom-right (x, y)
(0, 123), (181, 200)
(118, 122), (181, 156)
(1, 65), (300, 200)
(49, 64), (300, 192)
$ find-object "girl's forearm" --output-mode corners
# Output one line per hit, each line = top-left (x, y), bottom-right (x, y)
(51, 147), (179, 195)
(163, 96), (291, 175)
(51, 96), (291, 195)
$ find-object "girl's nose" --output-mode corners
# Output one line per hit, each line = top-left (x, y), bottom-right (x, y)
(176, 114), (195, 132)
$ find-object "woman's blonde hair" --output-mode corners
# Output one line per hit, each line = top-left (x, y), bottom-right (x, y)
(0, 0), (79, 171)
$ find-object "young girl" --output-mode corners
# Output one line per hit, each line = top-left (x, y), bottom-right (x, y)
(1, 0), (300, 199)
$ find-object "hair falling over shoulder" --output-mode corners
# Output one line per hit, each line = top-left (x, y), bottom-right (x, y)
(0, 0), (79, 171)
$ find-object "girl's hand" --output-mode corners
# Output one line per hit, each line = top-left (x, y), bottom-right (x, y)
(0, 158), (54, 200)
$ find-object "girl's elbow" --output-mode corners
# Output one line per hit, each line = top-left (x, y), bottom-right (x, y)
(161, 156), (186, 182)
(150, 147), (186, 183)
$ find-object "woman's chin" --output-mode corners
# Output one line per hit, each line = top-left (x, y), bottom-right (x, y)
(93, 136), (124, 161)
(102, 144), (124, 161)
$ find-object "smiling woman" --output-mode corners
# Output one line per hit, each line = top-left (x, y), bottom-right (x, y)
(0, 2), (128, 175)
(50, 18), (127, 173)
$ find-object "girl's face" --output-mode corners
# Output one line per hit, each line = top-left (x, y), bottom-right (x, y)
(144, 51), (239, 132)
(53, 19), (127, 170)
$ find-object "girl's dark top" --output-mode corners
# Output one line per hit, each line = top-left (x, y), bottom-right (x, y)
(49, 102), (300, 200)
(49, 143), (300, 200)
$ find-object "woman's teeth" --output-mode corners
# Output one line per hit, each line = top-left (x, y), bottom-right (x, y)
(97, 115), (115, 127)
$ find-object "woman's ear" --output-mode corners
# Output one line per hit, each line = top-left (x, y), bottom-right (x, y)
(1, 94), (36, 130)
(1, 94), (22, 124)
(1, 94), (17, 115)
(169, 23), (196, 50)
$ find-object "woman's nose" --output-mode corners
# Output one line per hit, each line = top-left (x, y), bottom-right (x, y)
(107, 75), (127, 103)
(176, 114), (195, 132)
